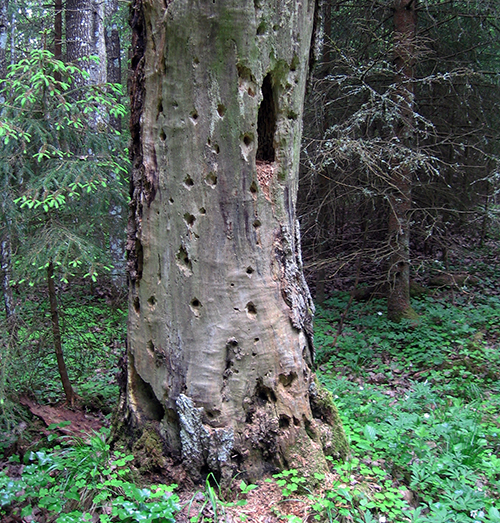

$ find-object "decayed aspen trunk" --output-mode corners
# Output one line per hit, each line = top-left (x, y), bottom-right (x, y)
(122, 0), (347, 482)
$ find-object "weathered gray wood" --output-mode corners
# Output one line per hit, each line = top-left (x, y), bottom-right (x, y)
(124, 0), (347, 481)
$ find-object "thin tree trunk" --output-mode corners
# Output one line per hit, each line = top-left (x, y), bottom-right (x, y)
(0, 0), (15, 334)
(9, 11), (13, 65)
(315, 172), (331, 306)
(0, 234), (15, 334)
(0, 0), (7, 89)
(106, 0), (121, 131)
(47, 261), (75, 404)
(105, 0), (125, 285)
(387, 0), (418, 322)
(54, 0), (62, 62)
(312, 0), (333, 306)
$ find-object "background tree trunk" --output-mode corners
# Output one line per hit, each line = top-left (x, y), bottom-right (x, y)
(0, 0), (7, 85)
(0, 232), (15, 334)
(387, 0), (418, 321)
(66, 0), (106, 85)
(47, 261), (75, 404)
(54, 0), (62, 62)
(105, 0), (126, 287)
(122, 0), (347, 482)
(0, 0), (16, 333)
(105, 0), (121, 131)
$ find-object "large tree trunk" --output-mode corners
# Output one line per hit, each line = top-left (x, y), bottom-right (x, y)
(387, 0), (417, 322)
(121, 0), (347, 483)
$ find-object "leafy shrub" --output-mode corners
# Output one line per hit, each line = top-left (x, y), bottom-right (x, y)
(0, 427), (180, 522)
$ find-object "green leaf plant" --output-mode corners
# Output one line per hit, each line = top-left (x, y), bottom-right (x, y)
(0, 426), (180, 522)
(0, 47), (129, 402)
(1, 48), (128, 286)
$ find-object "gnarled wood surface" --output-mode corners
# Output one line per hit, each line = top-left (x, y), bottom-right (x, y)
(123, 0), (347, 482)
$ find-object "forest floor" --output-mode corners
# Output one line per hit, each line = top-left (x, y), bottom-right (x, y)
(0, 239), (499, 522)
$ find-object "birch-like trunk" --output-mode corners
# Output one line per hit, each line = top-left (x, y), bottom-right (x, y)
(122, 0), (347, 482)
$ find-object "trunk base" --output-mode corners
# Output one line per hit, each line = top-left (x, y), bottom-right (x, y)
(111, 370), (348, 485)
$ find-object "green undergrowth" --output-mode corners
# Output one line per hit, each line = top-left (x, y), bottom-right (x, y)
(312, 284), (500, 522)
(0, 286), (126, 432)
(0, 427), (257, 523)
(0, 426), (179, 523)
(315, 292), (500, 396)
(1, 260), (500, 522)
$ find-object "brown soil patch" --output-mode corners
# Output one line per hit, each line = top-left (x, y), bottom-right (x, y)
(173, 471), (343, 523)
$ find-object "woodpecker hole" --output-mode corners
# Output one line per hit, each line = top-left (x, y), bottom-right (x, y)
(257, 74), (277, 162)
(176, 246), (193, 275)
(206, 172), (218, 187)
(184, 213), (196, 227)
(246, 302), (257, 318)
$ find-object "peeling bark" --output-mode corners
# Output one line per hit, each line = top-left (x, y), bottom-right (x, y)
(122, 0), (347, 482)
(126, 0), (146, 286)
